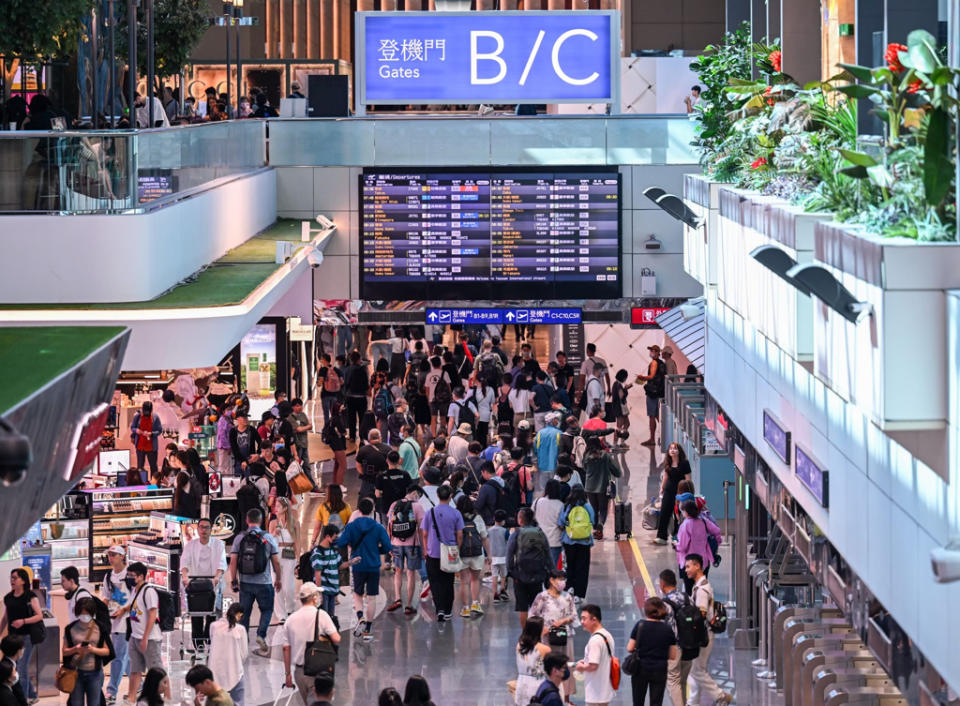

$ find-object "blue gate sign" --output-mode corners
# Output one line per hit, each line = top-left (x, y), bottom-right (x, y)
(425, 307), (581, 325)
(358, 11), (618, 105)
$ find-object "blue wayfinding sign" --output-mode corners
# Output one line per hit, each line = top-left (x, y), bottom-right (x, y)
(358, 11), (618, 106)
(426, 308), (581, 325)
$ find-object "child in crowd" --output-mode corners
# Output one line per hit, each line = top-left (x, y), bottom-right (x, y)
(488, 510), (510, 603)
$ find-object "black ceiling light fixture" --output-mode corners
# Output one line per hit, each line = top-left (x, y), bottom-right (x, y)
(0, 416), (31, 487)
(786, 263), (873, 324)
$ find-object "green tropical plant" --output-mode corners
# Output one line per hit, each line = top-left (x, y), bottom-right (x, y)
(116, 0), (209, 81)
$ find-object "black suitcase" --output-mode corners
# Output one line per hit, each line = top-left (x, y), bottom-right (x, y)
(613, 482), (632, 540)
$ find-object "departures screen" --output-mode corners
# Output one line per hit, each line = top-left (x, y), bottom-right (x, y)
(359, 168), (621, 300)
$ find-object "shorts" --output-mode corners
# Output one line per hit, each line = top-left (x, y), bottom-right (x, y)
(491, 562), (507, 578)
(430, 401), (445, 416)
(646, 395), (662, 417)
(391, 545), (422, 571)
(460, 555), (485, 572)
(352, 570), (381, 596)
(128, 637), (162, 673)
(514, 580), (542, 612)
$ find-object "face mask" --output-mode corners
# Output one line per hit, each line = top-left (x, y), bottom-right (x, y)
(561, 667), (571, 681)
(124, 577), (137, 590)
(78, 614), (93, 624)
(554, 580), (566, 592)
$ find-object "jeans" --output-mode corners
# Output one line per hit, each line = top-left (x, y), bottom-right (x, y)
(106, 632), (129, 698)
(631, 668), (667, 706)
(320, 394), (337, 425)
(135, 449), (158, 476)
(345, 396), (367, 440)
(369, 342), (391, 369)
(229, 678), (245, 706)
(563, 543), (591, 599)
(238, 582), (274, 640)
(321, 592), (337, 618)
(549, 546), (563, 571)
(70, 669), (104, 706)
(425, 557), (455, 615)
(16, 634), (35, 699)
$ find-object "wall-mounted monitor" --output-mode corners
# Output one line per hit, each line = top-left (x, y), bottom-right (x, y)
(762, 409), (791, 465)
(359, 167), (621, 300)
(795, 444), (829, 508)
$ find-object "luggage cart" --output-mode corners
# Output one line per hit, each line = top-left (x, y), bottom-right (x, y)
(180, 577), (217, 664)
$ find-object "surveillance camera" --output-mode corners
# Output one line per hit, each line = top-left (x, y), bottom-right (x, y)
(0, 419), (31, 487)
(307, 249), (324, 268)
(931, 541), (960, 583)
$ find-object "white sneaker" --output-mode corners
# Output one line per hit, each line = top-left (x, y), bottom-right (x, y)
(255, 636), (269, 656)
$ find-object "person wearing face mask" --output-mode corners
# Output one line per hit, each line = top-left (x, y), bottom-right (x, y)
(62, 598), (113, 706)
(528, 570), (579, 704)
(0, 659), (21, 706)
(100, 546), (132, 705)
(0, 636), (26, 706)
(532, 652), (570, 706)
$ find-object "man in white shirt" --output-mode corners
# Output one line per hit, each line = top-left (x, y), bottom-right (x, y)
(575, 603), (616, 706)
(59, 566), (93, 623)
(281, 583), (341, 704)
(181, 517), (227, 649)
(121, 562), (167, 704)
(447, 423), (472, 464)
(685, 554), (734, 705)
(101, 546), (131, 705)
(578, 343), (610, 397)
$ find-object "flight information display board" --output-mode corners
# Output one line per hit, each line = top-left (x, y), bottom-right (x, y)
(360, 167), (621, 300)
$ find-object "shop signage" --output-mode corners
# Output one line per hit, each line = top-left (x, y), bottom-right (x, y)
(733, 444), (746, 474)
(714, 410), (729, 448)
(65, 403), (110, 482)
(762, 409), (791, 464)
(795, 445), (829, 508)
(630, 307), (671, 327)
(425, 307), (581, 325)
(287, 317), (313, 342)
(357, 11), (618, 108)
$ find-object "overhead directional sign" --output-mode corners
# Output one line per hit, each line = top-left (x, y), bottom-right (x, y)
(357, 11), (619, 110)
(425, 308), (581, 325)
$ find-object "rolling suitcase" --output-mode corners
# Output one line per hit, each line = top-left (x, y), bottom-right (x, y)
(613, 481), (632, 540)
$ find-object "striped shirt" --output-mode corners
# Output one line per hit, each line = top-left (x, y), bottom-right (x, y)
(310, 546), (340, 594)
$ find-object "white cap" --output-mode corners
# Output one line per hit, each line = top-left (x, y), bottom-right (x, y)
(107, 544), (126, 556)
(298, 582), (321, 599)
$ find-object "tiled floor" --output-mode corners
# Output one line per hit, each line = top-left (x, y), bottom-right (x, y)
(38, 351), (763, 706)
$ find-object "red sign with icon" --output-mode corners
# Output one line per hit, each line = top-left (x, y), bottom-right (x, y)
(631, 307), (670, 326)
(66, 403), (110, 481)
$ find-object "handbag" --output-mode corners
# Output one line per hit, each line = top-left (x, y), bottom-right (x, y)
(303, 608), (338, 677)
(547, 625), (568, 647)
(287, 465), (314, 495)
(603, 401), (617, 423)
(55, 666), (78, 694)
(621, 622), (641, 676)
(432, 509), (463, 574)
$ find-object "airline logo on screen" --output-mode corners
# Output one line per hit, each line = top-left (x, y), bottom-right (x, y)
(426, 308), (581, 325)
(362, 12), (615, 103)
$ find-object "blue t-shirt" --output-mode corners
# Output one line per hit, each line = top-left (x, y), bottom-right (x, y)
(230, 527), (279, 585)
(335, 516), (391, 572)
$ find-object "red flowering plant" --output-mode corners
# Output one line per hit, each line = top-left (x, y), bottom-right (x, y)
(834, 29), (959, 238)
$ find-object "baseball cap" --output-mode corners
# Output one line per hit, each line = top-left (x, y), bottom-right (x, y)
(107, 545), (125, 556)
(647, 344), (661, 353)
(298, 582), (321, 599)
(662, 345), (674, 355)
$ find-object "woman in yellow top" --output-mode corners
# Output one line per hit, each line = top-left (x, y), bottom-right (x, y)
(311, 484), (352, 544)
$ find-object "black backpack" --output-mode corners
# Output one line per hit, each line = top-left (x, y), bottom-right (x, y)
(513, 527), (549, 584)
(154, 587), (176, 631)
(478, 355), (502, 386)
(455, 400), (476, 430)
(236, 476), (264, 520)
(238, 529), (270, 575)
(498, 471), (522, 524)
(709, 601), (728, 634)
(390, 500), (417, 540)
(297, 550), (316, 583)
(433, 372), (452, 406)
(460, 515), (484, 558)
(643, 358), (667, 399)
(665, 594), (708, 650)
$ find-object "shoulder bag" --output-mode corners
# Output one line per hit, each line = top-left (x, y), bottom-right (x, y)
(597, 633), (621, 691)
(303, 608), (338, 677)
(621, 621), (642, 676)
(57, 620), (96, 693)
(432, 509), (463, 573)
